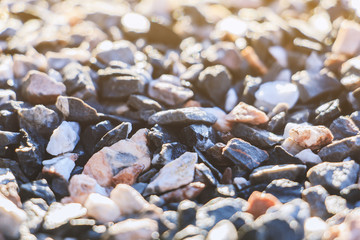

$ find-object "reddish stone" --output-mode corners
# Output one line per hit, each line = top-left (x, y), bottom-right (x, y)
(112, 164), (144, 186)
(226, 102), (269, 125)
(183, 100), (202, 108)
(246, 191), (281, 219)
(160, 182), (205, 203)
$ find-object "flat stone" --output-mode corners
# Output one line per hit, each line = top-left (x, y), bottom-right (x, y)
(21, 70), (66, 105)
(313, 99), (341, 125)
(111, 164), (144, 186)
(292, 70), (342, 102)
(255, 81), (299, 110)
(152, 142), (187, 167)
(226, 102), (269, 125)
(222, 138), (269, 171)
(198, 65), (232, 105)
(307, 160), (360, 193)
(46, 121), (81, 156)
(265, 179), (303, 203)
(95, 40), (136, 65)
(55, 96), (99, 123)
(83, 128), (151, 187)
(67, 174), (107, 205)
(94, 122), (132, 152)
(302, 185), (330, 220)
(20, 179), (56, 205)
(107, 218), (158, 240)
(180, 124), (216, 151)
(160, 182), (205, 203)
(329, 116), (359, 140)
(267, 146), (304, 165)
(246, 191), (281, 219)
(250, 164), (307, 185)
(318, 135), (360, 162)
(84, 193), (120, 223)
(110, 184), (151, 215)
(332, 20), (360, 56)
(231, 123), (283, 149)
(148, 107), (217, 126)
(206, 220), (237, 240)
(144, 152), (197, 195)
(42, 153), (78, 181)
(0, 130), (20, 147)
(127, 94), (162, 111)
(295, 149), (322, 164)
(288, 125), (333, 150)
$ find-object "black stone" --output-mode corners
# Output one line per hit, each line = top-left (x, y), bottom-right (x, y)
(231, 123), (283, 149)
(152, 142), (187, 167)
(267, 111), (286, 134)
(287, 108), (312, 124)
(127, 94), (162, 111)
(318, 136), (360, 162)
(313, 99), (342, 125)
(265, 179), (303, 203)
(0, 110), (18, 131)
(241, 76), (262, 105)
(223, 138), (269, 172)
(147, 125), (179, 149)
(340, 184), (360, 204)
(0, 158), (28, 184)
(178, 200), (197, 230)
(20, 179), (56, 205)
(329, 116), (359, 140)
(206, 142), (233, 167)
(0, 130), (20, 147)
(302, 185), (330, 220)
(266, 146), (303, 166)
(55, 96), (99, 123)
(238, 183), (268, 200)
(138, 168), (159, 183)
(194, 147), (223, 181)
(94, 122), (132, 152)
(180, 124), (216, 151)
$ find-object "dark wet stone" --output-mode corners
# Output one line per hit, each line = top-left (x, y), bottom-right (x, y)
(266, 146), (303, 166)
(80, 120), (114, 156)
(196, 197), (247, 231)
(20, 179), (56, 205)
(231, 123), (283, 149)
(138, 168), (159, 183)
(23, 198), (48, 234)
(180, 124), (216, 151)
(94, 122), (132, 152)
(206, 142), (232, 167)
(287, 108), (312, 124)
(340, 184), (360, 203)
(55, 96), (99, 123)
(265, 179), (303, 203)
(292, 70), (342, 102)
(148, 107), (217, 126)
(329, 116), (359, 140)
(229, 211), (254, 230)
(241, 76), (262, 105)
(250, 164), (306, 185)
(350, 111), (360, 128)
(267, 112), (286, 134)
(194, 163), (218, 186)
(221, 167), (233, 184)
(313, 99), (341, 125)
(0, 158), (28, 184)
(302, 185), (330, 220)
(49, 177), (70, 200)
(318, 135), (360, 162)
(127, 94), (162, 111)
(237, 183), (268, 200)
(147, 20), (181, 47)
(307, 160), (360, 193)
(152, 142), (187, 167)
(197, 65), (232, 105)
(0, 110), (18, 132)
(223, 138), (269, 172)
(325, 195), (347, 215)
(0, 130), (20, 147)
(147, 124), (178, 149)
(178, 200), (197, 230)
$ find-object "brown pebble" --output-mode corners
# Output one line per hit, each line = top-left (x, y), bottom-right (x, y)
(160, 182), (205, 203)
(112, 164), (144, 186)
(226, 102), (269, 125)
(246, 191), (281, 219)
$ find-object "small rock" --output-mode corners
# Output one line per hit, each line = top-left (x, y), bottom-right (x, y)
(144, 152), (197, 195)
(110, 184), (151, 215)
(255, 81), (299, 110)
(246, 191), (281, 219)
(295, 149), (322, 164)
(318, 135), (360, 162)
(95, 40), (136, 65)
(195, 163), (218, 186)
(304, 217), (328, 240)
(267, 146), (304, 165)
(325, 195), (347, 215)
(250, 164), (306, 185)
(206, 220), (237, 240)
(222, 138), (269, 172)
(161, 182), (205, 203)
(267, 111), (286, 134)
(180, 124), (216, 151)
(148, 107), (217, 126)
(302, 185), (330, 220)
(83, 128), (150, 187)
(55, 96), (99, 123)
(127, 94), (162, 111)
(265, 179), (303, 203)
(225, 88), (239, 112)
(84, 193), (120, 223)
(198, 65), (232, 105)
(42, 153), (78, 181)
(46, 121), (80, 156)
(94, 122), (132, 152)
(21, 70), (66, 105)
(288, 125), (333, 150)
(202, 107), (232, 132)
(23, 198), (48, 234)
(107, 218), (158, 240)
(0, 168), (21, 207)
(152, 142), (187, 167)
(307, 160), (360, 193)
(226, 102), (269, 125)
(340, 74), (360, 91)
(177, 200), (197, 230)
(147, 124), (178, 148)
(329, 116), (359, 140)
(0, 89), (15, 106)
(340, 184), (360, 203)
(20, 179), (56, 205)
(313, 99), (341, 125)
(0, 130), (20, 147)
(332, 20), (360, 56)
(111, 164), (144, 186)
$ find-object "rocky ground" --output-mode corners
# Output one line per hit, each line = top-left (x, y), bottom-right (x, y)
(0, 0), (360, 239)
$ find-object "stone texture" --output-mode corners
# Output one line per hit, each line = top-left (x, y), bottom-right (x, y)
(55, 96), (99, 123)
(46, 121), (81, 156)
(222, 138), (269, 171)
(42, 153), (78, 181)
(329, 116), (359, 140)
(302, 185), (330, 220)
(23, 198), (48, 234)
(288, 125), (333, 150)
(94, 122), (132, 152)
(226, 102), (269, 125)
(318, 135), (360, 162)
(95, 40), (136, 65)
(325, 195), (347, 215)
(307, 160), (360, 193)
(127, 94), (162, 111)
(144, 152), (197, 195)
(83, 128), (150, 187)
(206, 220), (237, 240)
(180, 124), (216, 151)
(152, 142), (187, 167)
(107, 218), (158, 240)
(161, 182), (205, 203)
(332, 20), (360, 56)
(246, 191), (281, 219)
(20, 179), (56, 205)
(111, 164), (144, 186)
(295, 149), (322, 164)
(265, 179), (303, 203)
(84, 193), (120, 223)
(313, 99), (341, 125)
(148, 107), (217, 126)
(21, 70), (66, 105)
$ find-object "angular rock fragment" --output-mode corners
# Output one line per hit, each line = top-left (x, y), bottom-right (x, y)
(152, 142), (187, 167)
(246, 191), (281, 219)
(226, 102), (269, 125)
(111, 164), (144, 186)
(313, 99), (341, 125)
(265, 179), (303, 203)
(329, 116), (359, 140)
(94, 122), (132, 152)
(0, 130), (20, 147)
(84, 193), (120, 223)
(127, 94), (162, 111)
(180, 124), (216, 151)
(42, 153), (78, 181)
(318, 135), (360, 162)
(20, 179), (56, 205)
(288, 125), (333, 150)
(55, 96), (99, 123)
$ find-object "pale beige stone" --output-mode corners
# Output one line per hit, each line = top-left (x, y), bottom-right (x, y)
(332, 20), (360, 56)
(203, 107), (232, 132)
(226, 102), (269, 125)
(84, 193), (120, 223)
(289, 125), (333, 150)
(108, 218), (158, 240)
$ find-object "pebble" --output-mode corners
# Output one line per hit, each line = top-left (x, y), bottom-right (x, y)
(222, 138), (269, 171)
(206, 220), (237, 240)
(161, 182), (205, 203)
(265, 179), (303, 204)
(226, 102), (269, 125)
(84, 193), (120, 223)
(307, 160), (360, 193)
(94, 122), (132, 152)
(295, 149), (322, 164)
(144, 152), (197, 195)
(0, 89), (16, 106)
(180, 124), (216, 151)
(318, 135), (360, 162)
(107, 218), (158, 240)
(302, 185), (330, 220)
(198, 65), (232, 105)
(127, 94), (162, 111)
(20, 179), (56, 205)
(42, 153), (78, 181)
(152, 142), (187, 167)
(249, 164), (307, 185)
(254, 81), (299, 110)
(21, 70), (66, 105)
(0, 168), (21, 207)
(246, 191), (281, 219)
(325, 195), (347, 215)
(112, 164), (144, 186)
(46, 121), (81, 156)
(332, 20), (360, 56)
(55, 96), (99, 123)
(94, 40), (136, 65)
(83, 128), (150, 187)
(148, 107), (217, 126)
(329, 116), (359, 140)
(340, 184), (360, 203)
(288, 125), (333, 150)
(313, 99), (341, 125)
